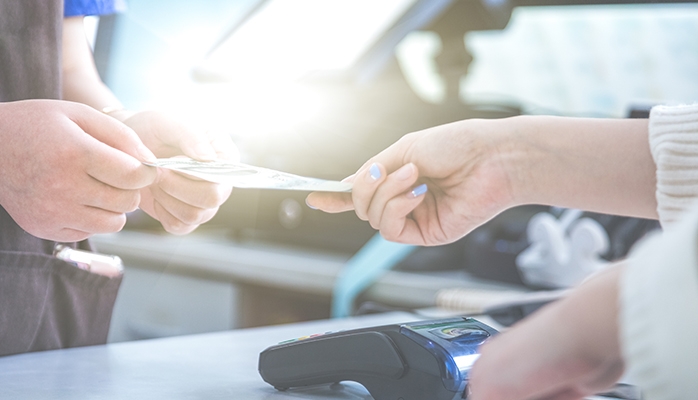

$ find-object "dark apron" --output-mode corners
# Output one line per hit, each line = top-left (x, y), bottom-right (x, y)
(0, 0), (122, 356)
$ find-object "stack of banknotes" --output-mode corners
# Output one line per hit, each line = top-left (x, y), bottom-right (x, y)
(144, 157), (352, 192)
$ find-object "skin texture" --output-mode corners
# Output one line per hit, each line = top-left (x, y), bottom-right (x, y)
(307, 116), (656, 246)
(60, 16), (236, 235)
(0, 100), (156, 242)
(469, 265), (624, 400)
(122, 111), (237, 234)
(306, 115), (657, 398)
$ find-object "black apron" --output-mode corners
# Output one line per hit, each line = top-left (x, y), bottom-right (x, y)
(0, 0), (122, 356)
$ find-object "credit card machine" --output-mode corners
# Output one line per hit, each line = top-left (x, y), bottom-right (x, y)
(258, 317), (497, 400)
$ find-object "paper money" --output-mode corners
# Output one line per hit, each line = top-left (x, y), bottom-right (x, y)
(143, 157), (352, 192)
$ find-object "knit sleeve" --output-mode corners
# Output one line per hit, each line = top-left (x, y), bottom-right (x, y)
(649, 104), (698, 227)
(620, 205), (698, 400)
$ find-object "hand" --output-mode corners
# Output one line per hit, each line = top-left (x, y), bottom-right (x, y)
(0, 100), (157, 242)
(308, 115), (656, 246)
(120, 110), (238, 234)
(468, 265), (625, 400)
(307, 118), (517, 245)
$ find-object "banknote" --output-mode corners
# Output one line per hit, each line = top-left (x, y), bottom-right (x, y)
(143, 157), (352, 192)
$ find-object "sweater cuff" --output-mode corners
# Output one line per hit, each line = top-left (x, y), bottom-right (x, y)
(649, 104), (698, 227)
(621, 206), (698, 400)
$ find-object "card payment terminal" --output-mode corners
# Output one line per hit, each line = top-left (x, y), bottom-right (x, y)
(258, 317), (497, 400)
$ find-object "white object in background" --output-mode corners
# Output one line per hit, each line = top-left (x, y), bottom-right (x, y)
(461, 5), (698, 117)
(516, 209), (609, 288)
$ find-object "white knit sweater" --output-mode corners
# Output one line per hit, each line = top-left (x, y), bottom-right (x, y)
(621, 104), (698, 400)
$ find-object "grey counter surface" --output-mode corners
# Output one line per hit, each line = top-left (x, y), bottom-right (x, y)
(0, 312), (421, 400)
(0, 311), (626, 400)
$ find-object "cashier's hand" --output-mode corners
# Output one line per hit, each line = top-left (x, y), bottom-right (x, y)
(468, 265), (625, 400)
(119, 111), (238, 235)
(0, 100), (157, 242)
(306, 119), (515, 246)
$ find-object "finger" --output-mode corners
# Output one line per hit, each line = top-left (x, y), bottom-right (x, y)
(209, 130), (240, 162)
(167, 123), (218, 161)
(148, 181), (219, 226)
(53, 228), (91, 243)
(156, 169), (232, 209)
(81, 179), (142, 214)
(69, 103), (156, 163)
(352, 162), (386, 220)
(84, 139), (157, 190)
(378, 186), (428, 244)
(67, 107), (157, 189)
(67, 205), (128, 235)
(305, 192), (353, 213)
(152, 200), (200, 235)
(366, 163), (419, 229)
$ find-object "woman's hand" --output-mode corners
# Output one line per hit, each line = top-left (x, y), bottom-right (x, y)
(469, 265), (625, 400)
(307, 116), (656, 246)
(307, 118), (517, 246)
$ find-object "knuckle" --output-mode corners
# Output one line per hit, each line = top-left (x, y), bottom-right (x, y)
(124, 191), (141, 213)
(381, 231), (397, 242)
(133, 166), (157, 187)
(163, 218), (187, 234)
(104, 214), (127, 233)
(198, 208), (217, 225)
(199, 187), (227, 209)
(165, 220), (196, 235)
(355, 208), (369, 221)
(178, 207), (204, 225)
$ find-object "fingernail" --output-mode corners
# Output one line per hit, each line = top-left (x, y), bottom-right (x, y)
(395, 163), (415, 180)
(409, 183), (427, 198)
(305, 198), (318, 210)
(368, 163), (381, 181)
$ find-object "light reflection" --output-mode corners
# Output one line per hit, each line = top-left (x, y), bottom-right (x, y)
(453, 353), (480, 372)
(197, 0), (418, 81)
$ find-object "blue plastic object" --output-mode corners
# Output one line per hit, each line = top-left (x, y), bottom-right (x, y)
(331, 234), (415, 318)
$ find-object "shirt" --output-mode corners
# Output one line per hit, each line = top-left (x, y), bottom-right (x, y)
(64, 0), (127, 17)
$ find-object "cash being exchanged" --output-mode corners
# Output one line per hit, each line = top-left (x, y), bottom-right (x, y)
(143, 157), (352, 192)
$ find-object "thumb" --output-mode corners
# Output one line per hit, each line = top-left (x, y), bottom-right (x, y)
(67, 104), (157, 190)
(69, 103), (157, 163)
(177, 129), (218, 161)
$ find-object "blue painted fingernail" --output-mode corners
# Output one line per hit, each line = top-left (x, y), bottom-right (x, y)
(305, 198), (318, 210)
(410, 183), (427, 198)
(369, 163), (381, 180)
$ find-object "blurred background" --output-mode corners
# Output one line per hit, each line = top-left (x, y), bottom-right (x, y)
(88, 0), (698, 342)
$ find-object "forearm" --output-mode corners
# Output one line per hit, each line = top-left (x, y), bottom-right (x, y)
(61, 17), (131, 121)
(496, 115), (657, 219)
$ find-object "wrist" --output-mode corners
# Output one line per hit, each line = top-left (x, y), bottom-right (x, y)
(479, 116), (536, 208)
(492, 115), (586, 208)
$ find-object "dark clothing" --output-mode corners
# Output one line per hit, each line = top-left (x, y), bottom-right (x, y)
(0, 208), (122, 354)
(0, 0), (62, 101)
(0, 0), (122, 356)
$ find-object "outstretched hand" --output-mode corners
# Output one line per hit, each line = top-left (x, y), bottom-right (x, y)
(307, 119), (516, 246)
